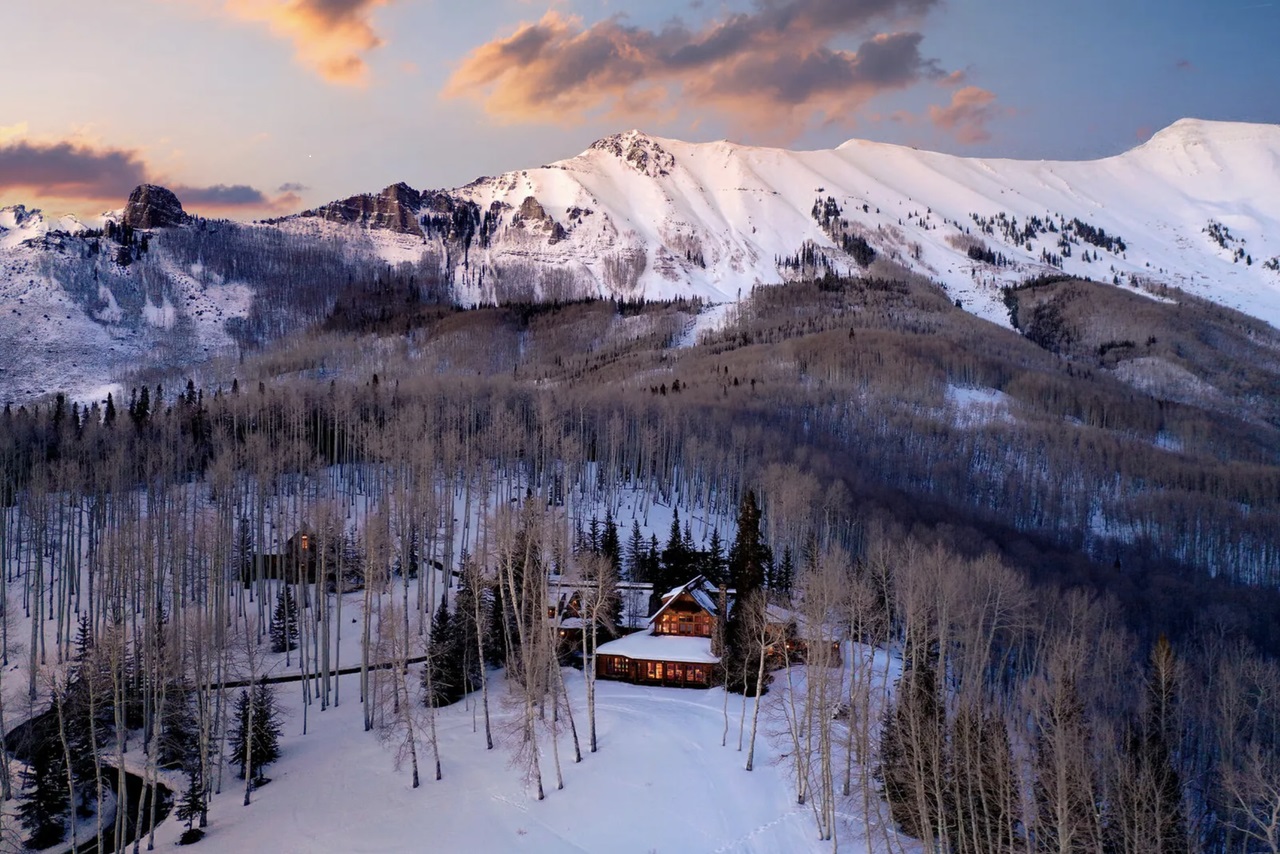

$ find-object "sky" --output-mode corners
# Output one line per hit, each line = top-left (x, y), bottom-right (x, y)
(1, 0), (1277, 221)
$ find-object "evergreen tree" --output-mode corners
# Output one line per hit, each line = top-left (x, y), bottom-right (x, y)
(601, 509), (622, 574)
(659, 508), (691, 592)
(727, 491), (765, 592)
(1032, 671), (1103, 853)
(701, 528), (726, 585)
(174, 762), (207, 843)
(625, 520), (646, 582)
(723, 490), (768, 694)
(395, 524), (421, 579)
(233, 517), (254, 582)
(450, 571), (483, 694)
(160, 685), (202, 771)
(424, 593), (466, 707)
(949, 706), (1017, 854)
(71, 614), (95, 671)
(228, 685), (281, 782)
(270, 584), (300, 653)
(1122, 635), (1187, 854)
(876, 630), (944, 842)
(484, 582), (507, 668)
(18, 740), (69, 849)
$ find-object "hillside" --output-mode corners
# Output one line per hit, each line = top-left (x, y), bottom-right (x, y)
(294, 119), (1280, 326)
(3, 119), (1280, 404)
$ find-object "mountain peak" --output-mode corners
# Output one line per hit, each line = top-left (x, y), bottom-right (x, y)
(1140, 117), (1280, 151)
(123, 184), (188, 230)
(588, 130), (676, 178)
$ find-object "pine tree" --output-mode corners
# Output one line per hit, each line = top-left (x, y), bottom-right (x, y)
(233, 517), (254, 583)
(174, 763), (207, 844)
(270, 584), (300, 653)
(724, 491), (768, 694)
(659, 508), (691, 592)
(1123, 636), (1187, 854)
(701, 528), (726, 585)
(1032, 671), (1102, 853)
(601, 509), (621, 574)
(625, 520), (646, 582)
(450, 572), (483, 695)
(949, 706), (1017, 854)
(876, 631), (944, 842)
(228, 685), (281, 782)
(18, 741), (69, 849)
(160, 685), (202, 771)
(484, 582), (507, 668)
(424, 594), (466, 707)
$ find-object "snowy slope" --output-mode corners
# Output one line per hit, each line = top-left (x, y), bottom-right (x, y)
(3, 118), (1279, 404)
(329, 119), (1280, 328)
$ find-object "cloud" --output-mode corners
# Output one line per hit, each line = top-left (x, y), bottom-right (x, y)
(928, 86), (1004, 144)
(174, 183), (302, 213)
(445, 0), (956, 138)
(0, 140), (148, 201)
(223, 0), (392, 84)
(0, 138), (298, 214)
(278, 182), (310, 193)
(1175, 58), (1194, 71)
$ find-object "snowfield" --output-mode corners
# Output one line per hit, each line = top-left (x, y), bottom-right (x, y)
(3, 118), (1280, 404)
(139, 669), (906, 854)
(350, 118), (1280, 329)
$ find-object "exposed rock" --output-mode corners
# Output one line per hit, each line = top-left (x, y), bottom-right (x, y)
(590, 131), (675, 178)
(123, 185), (188, 230)
(517, 196), (549, 222)
(304, 182), (423, 236)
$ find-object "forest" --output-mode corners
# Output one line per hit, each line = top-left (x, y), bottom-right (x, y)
(1, 265), (1279, 851)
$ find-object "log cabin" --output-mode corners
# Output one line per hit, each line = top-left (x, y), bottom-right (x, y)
(594, 575), (730, 688)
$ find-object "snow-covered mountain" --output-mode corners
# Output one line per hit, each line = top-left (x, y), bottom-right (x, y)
(293, 117), (1280, 327)
(3, 118), (1280, 404)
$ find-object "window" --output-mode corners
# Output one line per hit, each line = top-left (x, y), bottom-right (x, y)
(300, 535), (310, 551)
(646, 661), (664, 681)
(678, 614), (695, 635)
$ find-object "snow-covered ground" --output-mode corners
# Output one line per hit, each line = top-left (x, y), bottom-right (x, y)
(346, 118), (1280, 328)
(138, 668), (905, 854)
(5, 118), (1280, 404)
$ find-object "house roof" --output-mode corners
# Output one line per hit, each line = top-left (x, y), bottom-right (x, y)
(648, 575), (731, 626)
(595, 632), (720, 664)
(547, 575), (654, 630)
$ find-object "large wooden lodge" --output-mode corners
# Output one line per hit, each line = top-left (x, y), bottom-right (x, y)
(594, 576), (729, 688)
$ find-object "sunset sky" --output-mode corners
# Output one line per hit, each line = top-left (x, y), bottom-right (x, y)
(3, 0), (1276, 220)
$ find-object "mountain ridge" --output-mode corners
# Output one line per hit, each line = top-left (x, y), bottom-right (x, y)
(2, 117), (1279, 403)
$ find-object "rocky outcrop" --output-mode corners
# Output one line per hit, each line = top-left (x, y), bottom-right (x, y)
(590, 131), (676, 178)
(304, 182), (423, 236)
(123, 185), (188, 229)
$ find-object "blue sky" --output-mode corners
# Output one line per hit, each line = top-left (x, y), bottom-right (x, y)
(1, 0), (1276, 219)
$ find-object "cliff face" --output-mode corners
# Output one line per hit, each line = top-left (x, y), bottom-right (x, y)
(122, 185), (188, 230)
(303, 182), (424, 236)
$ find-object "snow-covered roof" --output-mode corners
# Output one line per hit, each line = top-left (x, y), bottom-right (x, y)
(595, 632), (720, 664)
(649, 575), (730, 626)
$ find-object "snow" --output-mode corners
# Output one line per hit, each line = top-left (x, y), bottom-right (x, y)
(405, 118), (1280, 329)
(594, 631), (720, 664)
(5, 118), (1280, 405)
(945, 384), (1013, 427)
(0, 473), (908, 853)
